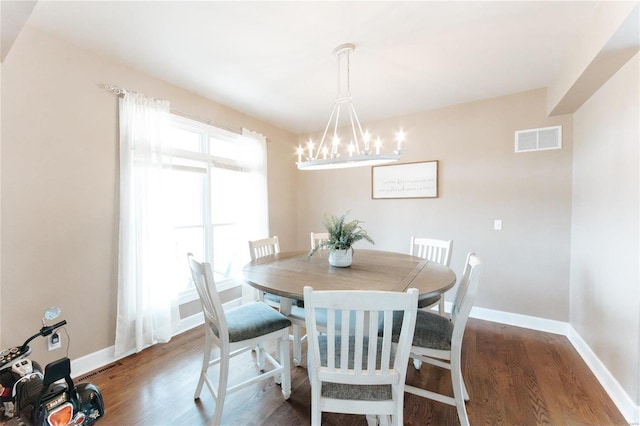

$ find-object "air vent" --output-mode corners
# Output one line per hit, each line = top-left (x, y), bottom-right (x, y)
(515, 125), (562, 152)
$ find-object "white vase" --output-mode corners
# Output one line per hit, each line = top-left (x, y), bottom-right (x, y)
(329, 248), (353, 267)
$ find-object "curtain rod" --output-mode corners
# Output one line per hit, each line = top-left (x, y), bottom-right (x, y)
(102, 84), (242, 135)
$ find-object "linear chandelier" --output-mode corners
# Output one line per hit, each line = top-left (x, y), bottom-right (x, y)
(296, 43), (404, 171)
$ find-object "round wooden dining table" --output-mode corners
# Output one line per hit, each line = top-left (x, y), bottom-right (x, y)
(242, 249), (457, 311)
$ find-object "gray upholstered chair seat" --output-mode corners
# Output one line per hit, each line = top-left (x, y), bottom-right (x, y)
(318, 335), (395, 401)
(321, 381), (391, 401)
(389, 310), (453, 350)
(289, 307), (357, 333)
(210, 302), (291, 343)
(263, 292), (304, 307)
(417, 294), (441, 309)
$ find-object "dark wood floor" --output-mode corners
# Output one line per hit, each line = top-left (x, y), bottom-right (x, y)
(78, 319), (627, 425)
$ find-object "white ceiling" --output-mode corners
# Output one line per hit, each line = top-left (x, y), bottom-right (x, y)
(20, 1), (624, 134)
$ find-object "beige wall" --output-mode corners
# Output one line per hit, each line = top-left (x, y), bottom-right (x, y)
(296, 89), (573, 321)
(547, 1), (638, 115)
(0, 26), (297, 364)
(571, 53), (639, 404)
(0, 63), (3, 346)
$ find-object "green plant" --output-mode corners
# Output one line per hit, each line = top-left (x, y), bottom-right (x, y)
(309, 212), (374, 256)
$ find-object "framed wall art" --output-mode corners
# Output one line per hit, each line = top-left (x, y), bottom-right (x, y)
(372, 160), (438, 199)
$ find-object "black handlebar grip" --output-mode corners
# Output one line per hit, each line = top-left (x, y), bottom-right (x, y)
(52, 320), (67, 329)
(40, 320), (67, 337)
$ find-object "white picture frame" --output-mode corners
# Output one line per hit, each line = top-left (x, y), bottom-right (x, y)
(372, 161), (438, 199)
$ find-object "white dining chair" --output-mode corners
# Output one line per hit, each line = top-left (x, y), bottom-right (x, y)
(248, 236), (282, 308)
(402, 252), (483, 426)
(249, 236), (307, 365)
(248, 236), (280, 260)
(288, 232), (330, 366)
(187, 253), (291, 425)
(304, 286), (418, 426)
(410, 237), (453, 315)
(310, 232), (330, 251)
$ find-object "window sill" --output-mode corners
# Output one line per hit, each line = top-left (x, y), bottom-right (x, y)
(176, 278), (243, 306)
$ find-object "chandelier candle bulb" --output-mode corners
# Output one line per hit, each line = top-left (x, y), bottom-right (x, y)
(297, 145), (303, 163)
(363, 131), (371, 153)
(307, 140), (314, 158)
(396, 130), (405, 152)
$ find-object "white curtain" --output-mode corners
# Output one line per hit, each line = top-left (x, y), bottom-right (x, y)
(240, 129), (269, 303)
(115, 92), (178, 356)
(241, 128), (269, 241)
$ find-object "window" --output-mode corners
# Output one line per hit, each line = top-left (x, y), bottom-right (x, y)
(165, 115), (268, 300)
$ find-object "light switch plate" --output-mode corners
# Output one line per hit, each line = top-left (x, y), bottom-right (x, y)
(494, 219), (503, 231)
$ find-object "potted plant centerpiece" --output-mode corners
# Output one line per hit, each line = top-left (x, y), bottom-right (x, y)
(309, 212), (374, 267)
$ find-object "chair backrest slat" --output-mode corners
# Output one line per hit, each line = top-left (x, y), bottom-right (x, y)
(248, 236), (280, 261)
(354, 310), (364, 374)
(327, 308), (335, 370)
(410, 237), (453, 267)
(380, 311), (393, 374)
(340, 310), (349, 374)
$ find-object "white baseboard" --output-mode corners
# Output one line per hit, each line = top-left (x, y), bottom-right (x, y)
(458, 302), (639, 425)
(70, 311), (206, 378)
(71, 345), (131, 379)
(567, 326), (640, 424)
(71, 298), (249, 378)
(73, 299), (639, 424)
(468, 305), (571, 335)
